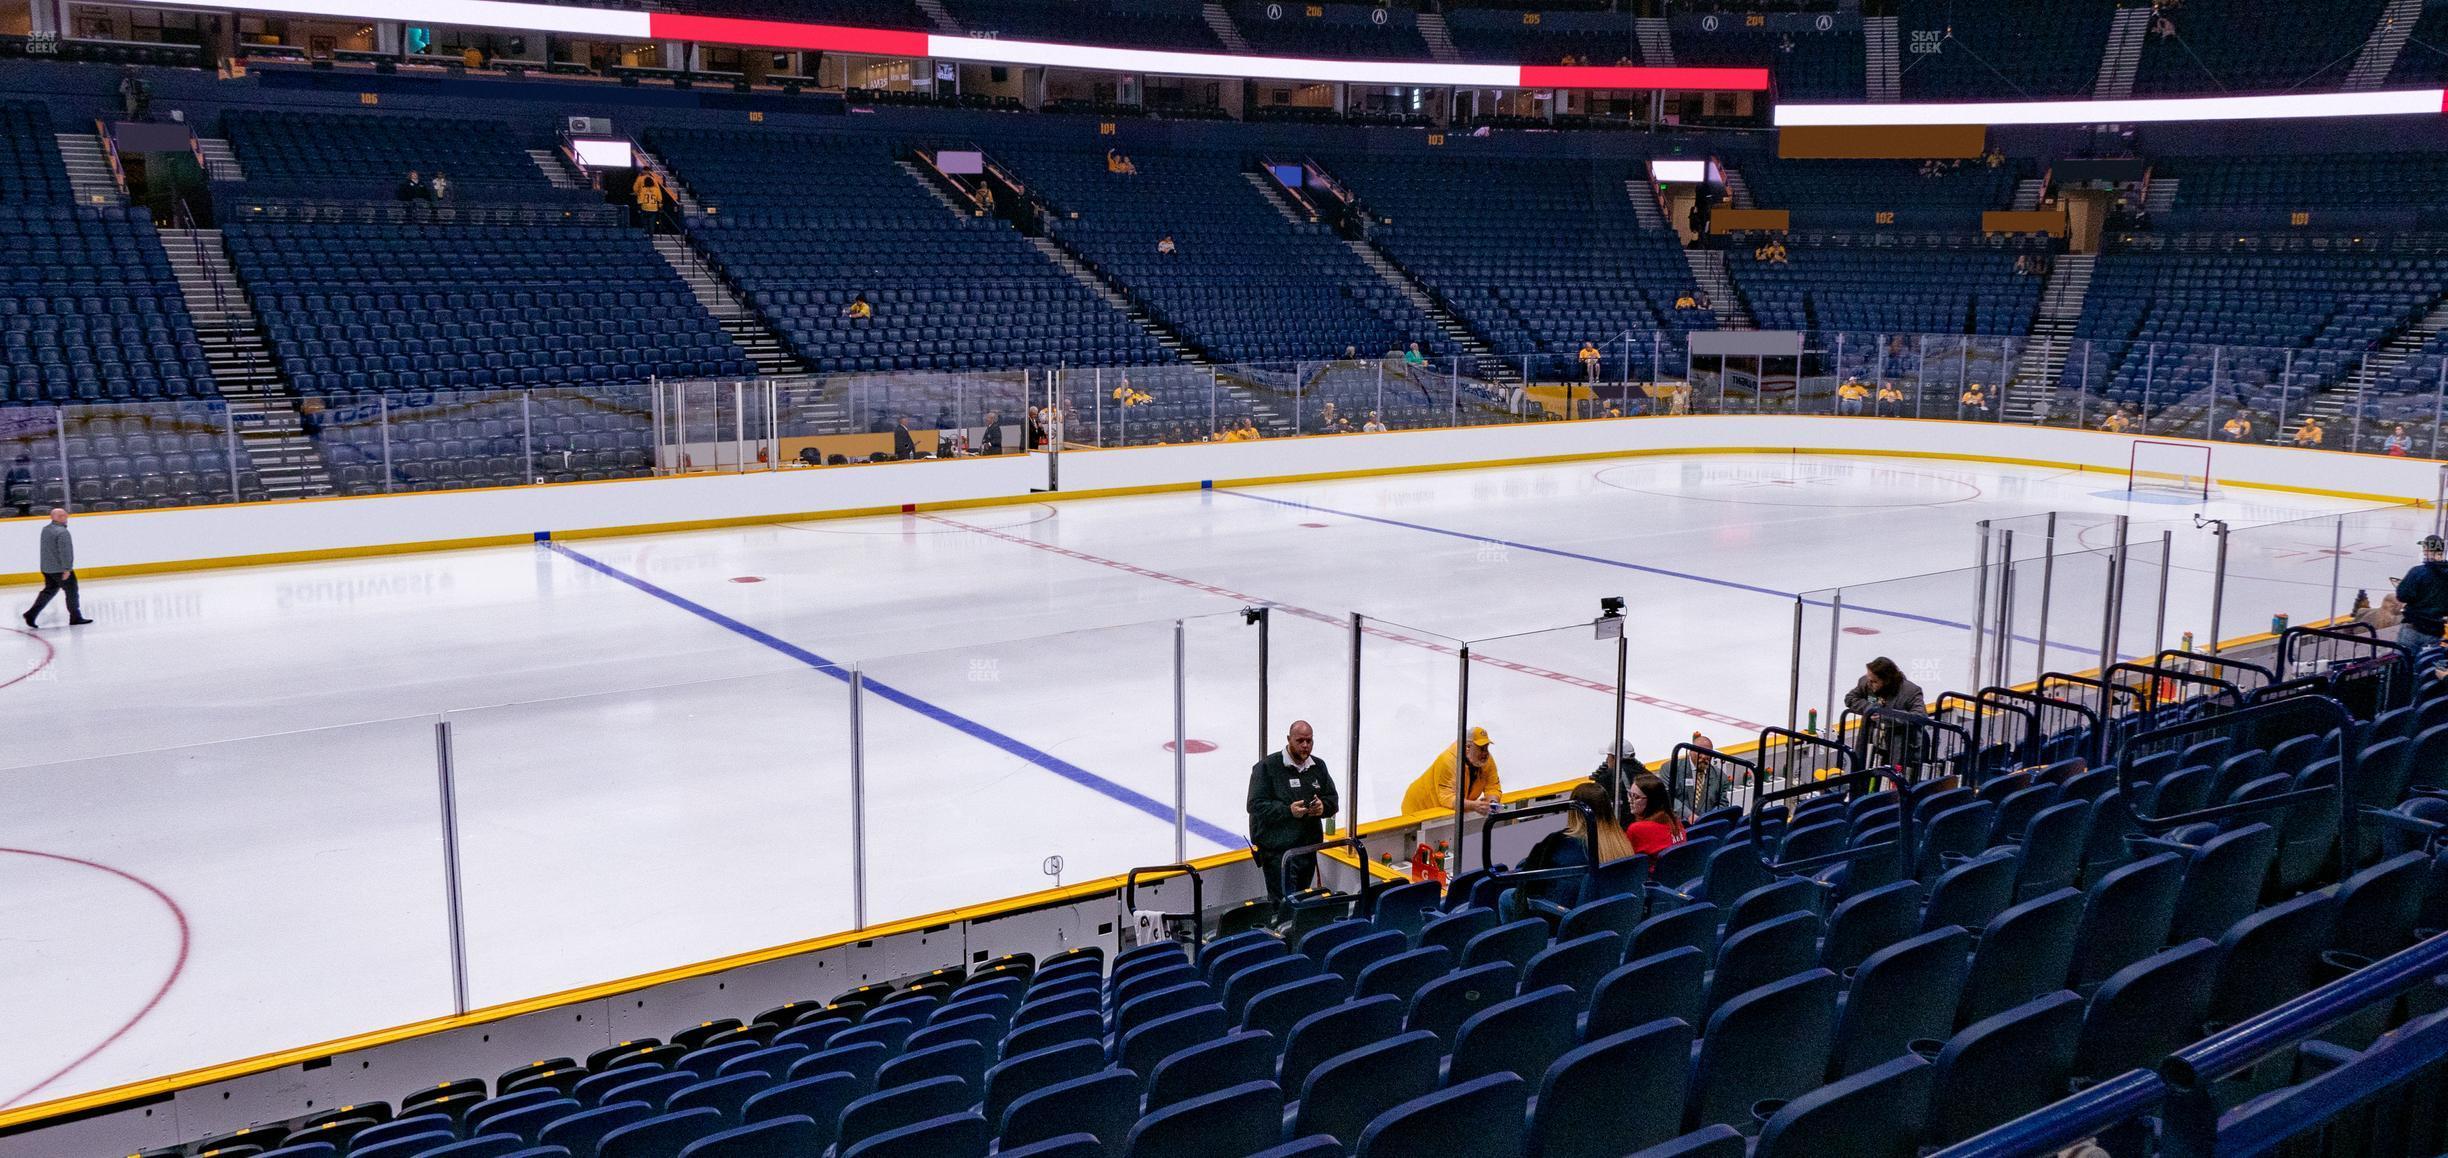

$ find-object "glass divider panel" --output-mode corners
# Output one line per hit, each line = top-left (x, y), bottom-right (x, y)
(853, 619), (1190, 924)
(0, 716), (454, 1103)
(447, 670), (852, 1005)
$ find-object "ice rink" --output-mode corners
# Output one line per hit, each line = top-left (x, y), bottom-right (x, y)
(0, 450), (2432, 1109)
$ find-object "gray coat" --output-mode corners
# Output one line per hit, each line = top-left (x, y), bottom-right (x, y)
(38, 522), (71, 574)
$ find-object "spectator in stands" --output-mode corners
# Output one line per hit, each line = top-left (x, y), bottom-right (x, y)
(2356, 591), (2404, 633)
(1403, 342), (1428, 370)
(430, 171), (451, 202)
(797, 447), (824, 467)
(1687, 192), (1712, 245)
(1837, 377), (1869, 416)
(1106, 149), (1137, 176)
(1247, 719), (1337, 921)
(1675, 291), (1696, 310)
(1156, 233), (1176, 256)
(461, 45), (485, 70)
(1579, 341), (1602, 384)
(1026, 407), (1047, 450)
(2292, 416), (2326, 448)
(2100, 406), (2133, 433)
(2221, 413), (2255, 441)
(2386, 425), (2414, 456)
(119, 66), (150, 121)
(1843, 656), (1926, 767)
(1507, 780), (1638, 915)
(1363, 411), (1387, 432)
(22, 509), (89, 628)
(634, 175), (663, 230)
(396, 170), (428, 202)
(2394, 536), (2448, 652)
(295, 397), (325, 449)
(1233, 417), (1261, 442)
(1623, 772), (1685, 858)
(1318, 401), (1344, 432)
(1590, 739), (1641, 807)
(1755, 239), (1788, 265)
(1959, 382), (1990, 419)
(980, 410), (1003, 457)
(1402, 726), (1501, 816)
(844, 294), (873, 320)
(892, 416), (917, 461)
(1875, 381), (1905, 417)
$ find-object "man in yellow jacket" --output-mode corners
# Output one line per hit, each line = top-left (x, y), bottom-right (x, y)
(1402, 726), (1502, 815)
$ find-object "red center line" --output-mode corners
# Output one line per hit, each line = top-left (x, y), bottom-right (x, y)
(916, 513), (1768, 732)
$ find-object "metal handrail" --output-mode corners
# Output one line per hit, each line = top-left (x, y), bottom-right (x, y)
(1475, 798), (1599, 896)
(2114, 695), (2357, 845)
(1274, 835), (1384, 913)
(1122, 863), (1205, 956)
(1666, 741), (1757, 816)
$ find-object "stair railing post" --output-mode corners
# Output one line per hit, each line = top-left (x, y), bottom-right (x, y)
(224, 404), (242, 502)
(2433, 356), (2445, 460)
(2355, 352), (2370, 453)
(2279, 347), (2294, 439)
(53, 406), (70, 511)
(379, 394), (392, 493)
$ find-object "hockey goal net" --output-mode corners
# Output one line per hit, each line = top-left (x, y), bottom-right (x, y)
(2128, 440), (2214, 500)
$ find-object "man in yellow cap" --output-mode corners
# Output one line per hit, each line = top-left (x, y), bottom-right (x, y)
(1403, 726), (1502, 815)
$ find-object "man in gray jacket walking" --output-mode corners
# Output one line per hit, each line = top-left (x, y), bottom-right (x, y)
(23, 508), (90, 628)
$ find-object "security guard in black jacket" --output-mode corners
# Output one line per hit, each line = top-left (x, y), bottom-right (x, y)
(1248, 719), (1337, 920)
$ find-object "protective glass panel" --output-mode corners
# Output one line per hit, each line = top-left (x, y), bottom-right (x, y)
(0, 716), (452, 1103)
(1353, 616), (1465, 844)
(853, 618), (1188, 925)
(446, 669), (852, 1005)
(59, 399), (244, 511)
(0, 406), (62, 514)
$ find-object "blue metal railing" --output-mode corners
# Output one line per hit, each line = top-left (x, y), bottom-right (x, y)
(1933, 928), (2448, 1157)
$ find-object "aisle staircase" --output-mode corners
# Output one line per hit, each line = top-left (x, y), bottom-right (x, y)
(1682, 249), (1753, 330)
(650, 236), (810, 377)
(913, 0), (964, 33)
(1721, 166), (1753, 210)
(528, 148), (582, 190)
(1864, 17), (1900, 101)
(1343, 237), (1504, 378)
(2344, 0), (2423, 89)
(2094, 7), (2150, 100)
(632, 146), (704, 216)
(2003, 254), (2096, 423)
(1416, 11), (1461, 62)
(197, 138), (245, 182)
(1024, 235), (1198, 364)
(1625, 178), (1666, 230)
(1636, 18), (1674, 66)
(2307, 294), (2448, 423)
(157, 227), (330, 497)
(57, 132), (123, 206)
(1203, 3), (1252, 52)
(1243, 172), (1314, 223)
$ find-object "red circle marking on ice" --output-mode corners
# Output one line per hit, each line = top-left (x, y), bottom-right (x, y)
(0, 848), (190, 1109)
(730, 576), (765, 583)
(0, 628), (55, 693)
(1163, 739), (1220, 754)
(1299, 522), (1329, 528)
(1843, 626), (1881, 636)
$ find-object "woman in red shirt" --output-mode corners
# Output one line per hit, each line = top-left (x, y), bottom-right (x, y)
(1624, 772), (1686, 858)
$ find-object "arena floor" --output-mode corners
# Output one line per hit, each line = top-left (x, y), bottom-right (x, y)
(0, 450), (2430, 1109)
